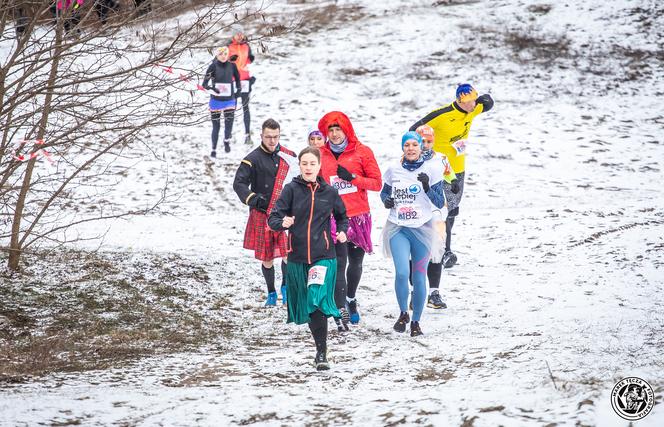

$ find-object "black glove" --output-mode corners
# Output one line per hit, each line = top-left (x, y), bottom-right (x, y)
(476, 93), (494, 112)
(450, 179), (460, 194)
(229, 54), (238, 61)
(337, 165), (354, 182)
(383, 197), (394, 209)
(235, 88), (242, 97)
(250, 76), (256, 85)
(210, 86), (220, 94)
(417, 172), (430, 193)
(249, 193), (268, 212)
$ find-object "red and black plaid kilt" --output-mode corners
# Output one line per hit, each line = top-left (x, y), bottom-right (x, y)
(243, 209), (288, 261)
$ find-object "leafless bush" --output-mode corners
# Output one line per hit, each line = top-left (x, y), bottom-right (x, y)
(0, 0), (294, 270)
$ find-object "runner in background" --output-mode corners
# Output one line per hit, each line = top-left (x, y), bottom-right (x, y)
(227, 25), (256, 145)
(409, 84), (493, 268)
(233, 119), (295, 306)
(318, 111), (382, 326)
(202, 46), (241, 156)
(415, 124), (457, 309)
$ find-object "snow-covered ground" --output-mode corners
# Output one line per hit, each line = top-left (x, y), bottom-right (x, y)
(1, 0), (664, 425)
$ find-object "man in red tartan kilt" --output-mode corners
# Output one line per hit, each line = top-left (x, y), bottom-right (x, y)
(233, 118), (297, 306)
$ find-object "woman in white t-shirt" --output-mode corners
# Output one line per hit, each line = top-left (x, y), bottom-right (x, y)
(380, 131), (446, 336)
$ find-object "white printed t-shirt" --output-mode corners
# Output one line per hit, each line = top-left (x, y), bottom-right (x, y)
(383, 160), (444, 228)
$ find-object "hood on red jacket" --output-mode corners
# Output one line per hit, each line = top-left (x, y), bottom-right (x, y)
(318, 111), (360, 148)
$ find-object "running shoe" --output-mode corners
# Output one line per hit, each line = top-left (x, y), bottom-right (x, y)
(348, 299), (360, 324)
(427, 290), (447, 309)
(442, 250), (457, 268)
(264, 291), (277, 307)
(410, 321), (423, 337)
(314, 350), (329, 370)
(393, 311), (410, 333)
(280, 285), (287, 305)
(339, 307), (350, 331)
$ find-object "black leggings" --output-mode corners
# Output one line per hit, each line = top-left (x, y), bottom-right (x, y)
(409, 260), (443, 289)
(239, 93), (251, 134)
(445, 215), (456, 252)
(334, 242), (365, 307)
(211, 110), (235, 149)
(308, 310), (327, 352)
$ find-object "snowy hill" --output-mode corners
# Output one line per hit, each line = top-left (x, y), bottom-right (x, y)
(1, 0), (663, 425)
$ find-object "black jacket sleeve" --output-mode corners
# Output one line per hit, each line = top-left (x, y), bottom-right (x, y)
(408, 107), (452, 131)
(332, 192), (349, 234)
(233, 160), (255, 205)
(477, 94), (494, 113)
(268, 184), (293, 231)
(202, 63), (214, 90)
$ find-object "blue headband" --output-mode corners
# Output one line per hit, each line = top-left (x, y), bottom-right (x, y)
(401, 131), (423, 150)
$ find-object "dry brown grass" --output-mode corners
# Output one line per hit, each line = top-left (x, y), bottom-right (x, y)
(0, 249), (231, 383)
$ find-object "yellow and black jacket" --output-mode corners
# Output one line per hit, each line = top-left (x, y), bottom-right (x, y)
(409, 95), (493, 173)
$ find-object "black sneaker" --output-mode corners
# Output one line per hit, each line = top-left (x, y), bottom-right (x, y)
(427, 290), (447, 309)
(223, 139), (231, 153)
(339, 307), (350, 331)
(334, 318), (344, 332)
(244, 134), (252, 145)
(393, 311), (410, 333)
(314, 350), (329, 370)
(210, 150), (217, 158)
(348, 299), (360, 324)
(443, 250), (457, 268)
(410, 321), (423, 337)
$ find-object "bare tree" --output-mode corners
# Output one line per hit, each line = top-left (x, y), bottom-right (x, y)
(0, 0), (291, 270)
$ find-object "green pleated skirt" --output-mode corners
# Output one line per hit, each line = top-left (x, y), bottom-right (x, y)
(286, 258), (341, 325)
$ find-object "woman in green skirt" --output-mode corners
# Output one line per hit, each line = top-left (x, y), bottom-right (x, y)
(268, 146), (349, 370)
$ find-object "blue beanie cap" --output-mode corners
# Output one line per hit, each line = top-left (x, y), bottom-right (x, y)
(401, 131), (423, 150)
(456, 83), (478, 102)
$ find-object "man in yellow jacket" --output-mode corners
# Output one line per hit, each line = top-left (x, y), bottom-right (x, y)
(409, 84), (494, 268)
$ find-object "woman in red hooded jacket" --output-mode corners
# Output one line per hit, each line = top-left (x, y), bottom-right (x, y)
(318, 111), (382, 325)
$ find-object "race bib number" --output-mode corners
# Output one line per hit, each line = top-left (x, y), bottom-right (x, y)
(330, 175), (357, 195)
(452, 139), (467, 156)
(240, 80), (250, 93)
(397, 205), (421, 223)
(442, 158), (452, 176)
(307, 265), (328, 286)
(214, 83), (232, 96)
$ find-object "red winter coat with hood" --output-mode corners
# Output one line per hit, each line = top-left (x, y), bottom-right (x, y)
(318, 111), (382, 218)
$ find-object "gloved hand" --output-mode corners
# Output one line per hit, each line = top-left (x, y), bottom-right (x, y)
(383, 197), (395, 209)
(476, 94), (493, 104)
(211, 87), (220, 94)
(417, 172), (430, 192)
(337, 164), (354, 182)
(450, 179), (460, 194)
(250, 76), (256, 85)
(249, 193), (269, 212)
(235, 88), (242, 97)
